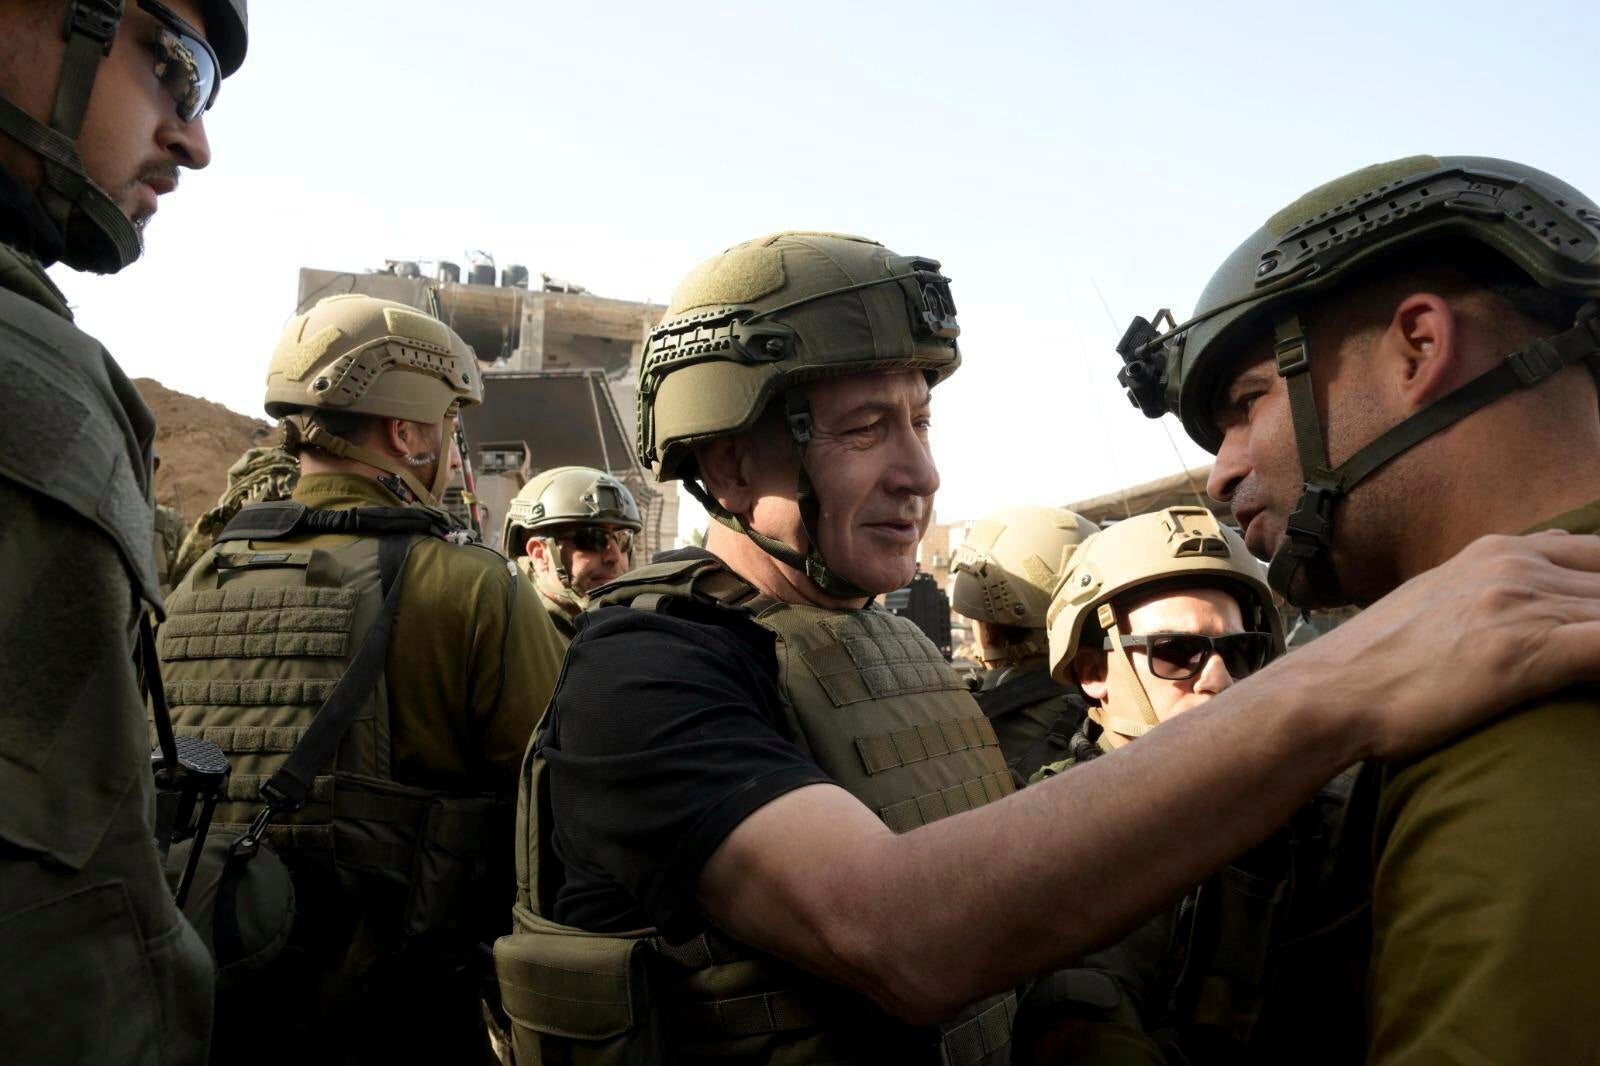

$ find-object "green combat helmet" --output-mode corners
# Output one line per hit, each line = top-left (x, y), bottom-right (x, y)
(501, 465), (641, 607)
(266, 293), (483, 511)
(1046, 507), (1283, 740)
(1114, 156), (1600, 604)
(949, 505), (1100, 665)
(638, 231), (960, 598)
(0, 0), (247, 273)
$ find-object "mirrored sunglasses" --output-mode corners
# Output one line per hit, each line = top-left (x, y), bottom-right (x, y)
(139, 0), (219, 122)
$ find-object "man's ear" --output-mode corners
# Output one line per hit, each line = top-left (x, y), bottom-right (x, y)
(377, 418), (410, 460)
(1385, 293), (1462, 411)
(1074, 648), (1108, 703)
(527, 537), (549, 570)
(696, 436), (755, 517)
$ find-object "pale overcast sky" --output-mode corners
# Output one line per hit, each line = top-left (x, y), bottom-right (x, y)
(50, 0), (1599, 541)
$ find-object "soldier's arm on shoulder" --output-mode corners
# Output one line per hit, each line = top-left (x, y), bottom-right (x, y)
(1366, 695), (1600, 1064)
(469, 554), (565, 784)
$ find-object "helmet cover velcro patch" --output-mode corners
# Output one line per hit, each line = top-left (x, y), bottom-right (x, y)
(666, 245), (786, 317)
(383, 307), (452, 352)
(270, 323), (343, 382)
(1267, 154), (1443, 235)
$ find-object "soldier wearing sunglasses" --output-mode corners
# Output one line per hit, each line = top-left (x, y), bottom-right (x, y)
(1047, 507), (1284, 755)
(1020, 508), (1363, 1064)
(501, 466), (642, 643)
(0, 2), (245, 1064)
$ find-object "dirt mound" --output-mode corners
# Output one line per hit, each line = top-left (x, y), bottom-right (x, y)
(135, 378), (273, 519)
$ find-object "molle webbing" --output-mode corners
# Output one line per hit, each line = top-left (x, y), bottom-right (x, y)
(806, 610), (968, 704)
(158, 586), (357, 659)
(501, 554), (1017, 1064)
(975, 669), (1069, 721)
(855, 715), (1000, 774)
(877, 768), (1015, 834)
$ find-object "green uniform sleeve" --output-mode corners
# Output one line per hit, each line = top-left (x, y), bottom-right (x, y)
(386, 543), (566, 795)
(1367, 694), (1600, 1064)
(477, 571), (567, 783)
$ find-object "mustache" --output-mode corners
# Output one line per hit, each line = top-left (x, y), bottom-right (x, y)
(1228, 474), (1266, 523)
(124, 160), (181, 196)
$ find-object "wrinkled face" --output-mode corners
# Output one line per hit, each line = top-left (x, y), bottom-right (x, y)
(750, 369), (940, 596)
(1078, 587), (1247, 738)
(528, 524), (633, 598)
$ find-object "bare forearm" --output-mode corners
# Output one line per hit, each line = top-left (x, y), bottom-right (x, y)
(862, 660), (1356, 1013)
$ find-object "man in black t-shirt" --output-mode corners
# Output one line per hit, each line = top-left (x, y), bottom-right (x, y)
(492, 231), (1600, 1066)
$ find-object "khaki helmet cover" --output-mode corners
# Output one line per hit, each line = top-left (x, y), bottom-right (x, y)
(1114, 156), (1600, 605)
(950, 506), (1099, 663)
(1046, 507), (1283, 740)
(265, 293), (482, 509)
(500, 466), (643, 551)
(502, 466), (642, 611)
(637, 231), (960, 597)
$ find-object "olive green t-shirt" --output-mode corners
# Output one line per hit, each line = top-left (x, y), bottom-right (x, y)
(1367, 498), (1600, 1064)
(291, 473), (567, 794)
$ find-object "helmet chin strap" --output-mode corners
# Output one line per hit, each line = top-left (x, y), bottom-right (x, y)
(290, 415), (448, 512)
(1090, 602), (1160, 741)
(1266, 303), (1600, 607)
(537, 535), (588, 611)
(977, 632), (1048, 668)
(0, 2), (141, 272)
(682, 391), (871, 601)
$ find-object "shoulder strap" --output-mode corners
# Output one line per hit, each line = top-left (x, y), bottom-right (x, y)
(258, 533), (416, 812)
(218, 501), (452, 544)
(975, 670), (1072, 720)
(590, 547), (762, 614)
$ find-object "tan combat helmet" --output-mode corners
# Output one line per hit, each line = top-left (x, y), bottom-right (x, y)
(265, 293), (482, 510)
(637, 231), (960, 597)
(1046, 507), (1283, 740)
(502, 466), (642, 610)
(949, 506), (1100, 665)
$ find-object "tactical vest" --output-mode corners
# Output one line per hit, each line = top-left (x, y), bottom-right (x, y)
(495, 552), (1019, 1065)
(1026, 741), (1375, 1066)
(157, 501), (507, 942)
(973, 665), (1089, 787)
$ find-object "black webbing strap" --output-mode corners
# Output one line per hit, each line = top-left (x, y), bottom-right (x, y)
(1335, 310), (1600, 488)
(216, 502), (449, 544)
(1267, 304), (1600, 603)
(1013, 698), (1090, 783)
(140, 612), (180, 776)
(973, 669), (1068, 721)
(1273, 312), (1331, 482)
(257, 534), (415, 812)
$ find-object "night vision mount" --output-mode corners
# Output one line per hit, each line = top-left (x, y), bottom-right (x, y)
(1116, 308), (1177, 418)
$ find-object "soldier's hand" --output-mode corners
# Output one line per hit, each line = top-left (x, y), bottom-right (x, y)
(1286, 530), (1600, 762)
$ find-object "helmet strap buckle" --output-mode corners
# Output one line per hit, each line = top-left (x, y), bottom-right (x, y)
(63, 0), (120, 53)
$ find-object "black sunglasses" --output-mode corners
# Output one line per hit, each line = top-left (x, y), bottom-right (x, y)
(138, 0), (219, 123)
(559, 526), (634, 555)
(1105, 631), (1278, 681)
